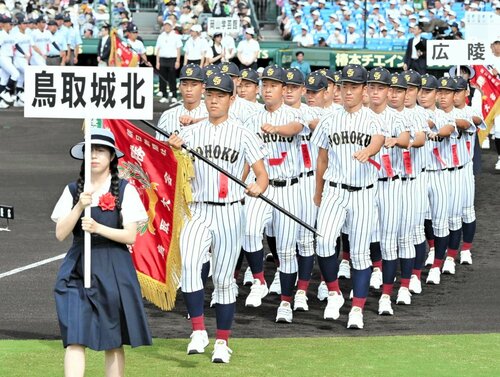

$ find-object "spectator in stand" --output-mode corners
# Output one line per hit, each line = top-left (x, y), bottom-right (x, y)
(317, 37), (327, 47)
(183, 24), (208, 66)
(396, 27), (406, 40)
(236, 27), (259, 70)
(448, 22), (463, 40)
(208, 32), (224, 64)
(386, 0), (400, 21)
(97, 22), (111, 67)
(307, 10), (320, 30)
(346, 23), (359, 45)
(325, 13), (338, 33)
(367, 24), (377, 38)
(311, 20), (329, 46)
(293, 24), (314, 47)
(290, 12), (305, 39)
(222, 32), (237, 62)
(118, 18), (129, 39)
(379, 26), (390, 39)
(179, 4), (193, 25)
(403, 22), (426, 74)
(326, 23), (345, 46)
(291, 51), (311, 77)
(155, 19), (182, 103)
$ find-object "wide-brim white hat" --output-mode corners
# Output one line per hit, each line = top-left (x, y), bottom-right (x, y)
(70, 127), (124, 160)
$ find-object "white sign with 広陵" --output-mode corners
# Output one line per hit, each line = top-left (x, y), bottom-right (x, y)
(24, 66), (154, 119)
(206, 17), (240, 35)
(427, 39), (499, 66)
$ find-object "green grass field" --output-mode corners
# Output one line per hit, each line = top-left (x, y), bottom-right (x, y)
(1, 334), (499, 377)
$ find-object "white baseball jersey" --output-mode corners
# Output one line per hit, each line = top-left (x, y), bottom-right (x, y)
(449, 107), (477, 165)
(229, 95), (262, 124)
(11, 27), (33, 59)
(156, 102), (208, 139)
(30, 28), (52, 64)
(370, 106), (409, 179)
(401, 105), (430, 177)
(311, 106), (385, 187)
(425, 108), (458, 170)
(299, 103), (325, 173)
(178, 118), (266, 203)
(0, 30), (15, 57)
(458, 105), (486, 159)
(243, 103), (306, 180)
(324, 102), (343, 113)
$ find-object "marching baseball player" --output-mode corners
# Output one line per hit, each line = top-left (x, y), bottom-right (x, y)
(400, 70), (431, 295)
(167, 73), (268, 363)
(318, 68), (343, 113)
(312, 64), (385, 329)
(366, 68), (410, 316)
(452, 76), (485, 265)
(11, 15), (32, 106)
(283, 68), (326, 311)
(156, 64), (208, 138)
(435, 77), (475, 275)
(242, 65), (306, 324)
(388, 72), (428, 304)
(30, 17), (52, 67)
(0, 17), (19, 105)
(417, 74), (457, 285)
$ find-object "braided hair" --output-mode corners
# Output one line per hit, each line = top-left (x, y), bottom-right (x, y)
(72, 146), (123, 228)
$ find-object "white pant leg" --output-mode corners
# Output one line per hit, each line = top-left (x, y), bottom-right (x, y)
(30, 53), (46, 67)
(413, 172), (429, 245)
(13, 57), (27, 89)
(297, 173), (317, 257)
(448, 168), (464, 231)
(377, 179), (402, 261)
(462, 162), (476, 223)
(0, 56), (20, 82)
(399, 178), (417, 258)
(211, 203), (244, 304)
(180, 203), (214, 294)
(242, 189), (273, 252)
(427, 170), (450, 237)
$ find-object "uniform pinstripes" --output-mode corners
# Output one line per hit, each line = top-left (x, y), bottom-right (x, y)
(427, 169), (450, 237)
(413, 172), (429, 245)
(402, 105), (430, 177)
(376, 179), (403, 260)
(462, 162), (476, 223)
(243, 184), (300, 273)
(316, 185), (375, 270)
(399, 179), (417, 258)
(448, 167), (465, 231)
(179, 119), (266, 202)
(460, 105), (486, 157)
(449, 107), (475, 166)
(229, 96), (263, 124)
(156, 102), (208, 139)
(311, 106), (384, 187)
(180, 203), (243, 304)
(425, 108), (458, 171)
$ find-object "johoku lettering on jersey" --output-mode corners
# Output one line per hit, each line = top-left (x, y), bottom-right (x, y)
(311, 106), (386, 187)
(244, 104), (307, 180)
(370, 107), (410, 178)
(156, 102), (208, 140)
(178, 119), (267, 202)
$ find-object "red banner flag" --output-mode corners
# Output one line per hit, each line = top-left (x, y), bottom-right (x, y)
(108, 29), (139, 67)
(470, 65), (500, 144)
(103, 119), (193, 310)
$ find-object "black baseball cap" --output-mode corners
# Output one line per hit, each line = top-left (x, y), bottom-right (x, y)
(420, 74), (438, 90)
(205, 73), (234, 94)
(305, 72), (328, 92)
(219, 62), (239, 77)
(367, 67), (391, 85)
(389, 73), (407, 89)
(284, 68), (305, 86)
(317, 68), (336, 84)
(126, 23), (138, 33)
(36, 16), (46, 23)
(63, 16), (72, 22)
(55, 14), (64, 20)
(261, 65), (285, 83)
(437, 76), (457, 91)
(454, 77), (468, 91)
(180, 64), (204, 82)
(203, 64), (220, 80)
(341, 64), (367, 84)
(47, 20), (57, 26)
(403, 69), (421, 87)
(240, 68), (259, 84)
(333, 70), (342, 85)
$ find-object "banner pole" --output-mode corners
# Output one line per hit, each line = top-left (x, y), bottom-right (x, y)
(83, 118), (92, 289)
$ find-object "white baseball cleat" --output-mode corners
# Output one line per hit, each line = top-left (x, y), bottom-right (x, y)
(187, 330), (209, 355)
(396, 287), (412, 305)
(370, 267), (383, 290)
(426, 267), (441, 285)
(324, 291), (345, 320)
(269, 271), (281, 295)
(13, 98), (24, 107)
(409, 274), (422, 294)
(17, 91), (24, 102)
(0, 90), (14, 103)
(245, 279), (268, 307)
(347, 307), (364, 329)
(232, 279), (239, 297)
(378, 294), (394, 315)
(425, 247), (435, 266)
(338, 259), (351, 279)
(210, 291), (216, 308)
(293, 290), (309, 311)
(442, 257), (456, 275)
(317, 281), (328, 301)
(243, 267), (253, 286)
(211, 339), (232, 363)
(155, 91), (163, 97)
(276, 301), (293, 323)
(349, 289), (353, 300)
(460, 250), (472, 265)
(0, 99), (9, 109)
(159, 97), (168, 103)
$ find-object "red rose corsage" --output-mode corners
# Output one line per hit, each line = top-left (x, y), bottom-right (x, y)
(98, 192), (116, 211)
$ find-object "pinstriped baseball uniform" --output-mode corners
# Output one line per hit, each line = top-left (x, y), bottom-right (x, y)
(178, 119), (266, 304)
(425, 108), (458, 237)
(156, 102), (208, 140)
(229, 95), (262, 124)
(0, 29), (20, 84)
(30, 28), (52, 66)
(297, 103), (325, 257)
(311, 106), (384, 270)
(370, 107), (409, 260)
(242, 104), (306, 275)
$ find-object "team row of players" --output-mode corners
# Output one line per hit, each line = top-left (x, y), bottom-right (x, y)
(158, 61), (481, 362)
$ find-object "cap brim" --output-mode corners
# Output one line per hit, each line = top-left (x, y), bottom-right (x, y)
(390, 84), (407, 89)
(70, 141), (124, 160)
(367, 79), (390, 85)
(241, 77), (259, 84)
(261, 77), (284, 83)
(180, 77), (204, 82)
(341, 79), (366, 84)
(305, 86), (326, 92)
(205, 86), (232, 93)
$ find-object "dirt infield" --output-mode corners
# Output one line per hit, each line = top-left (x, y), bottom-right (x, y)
(1, 106), (499, 342)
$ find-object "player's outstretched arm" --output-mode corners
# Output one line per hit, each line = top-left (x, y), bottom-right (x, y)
(261, 121), (304, 137)
(455, 118), (473, 130)
(385, 131), (410, 149)
(314, 148), (328, 207)
(410, 131), (426, 148)
(246, 160), (269, 197)
(436, 123), (455, 138)
(353, 134), (385, 163)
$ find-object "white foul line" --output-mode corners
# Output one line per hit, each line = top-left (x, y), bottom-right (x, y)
(0, 253), (66, 279)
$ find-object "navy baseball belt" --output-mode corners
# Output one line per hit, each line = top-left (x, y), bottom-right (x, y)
(447, 165), (464, 171)
(200, 200), (242, 206)
(401, 176), (416, 181)
(329, 181), (374, 192)
(299, 170), (314, 178)
(269, 177), (299, 187)
(378, 175), (400, 182)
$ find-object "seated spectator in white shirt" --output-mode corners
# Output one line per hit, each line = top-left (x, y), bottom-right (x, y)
(326, 23), (346, 46)
(183, 24), (209, 66)
(346, 23), (360, 44)
(293, 25), (314, 47)
(237, 27), (260, 69)
(179, 5), (194, 25)
(386, 0), (401, 21)
(396, 27), (407, 40)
